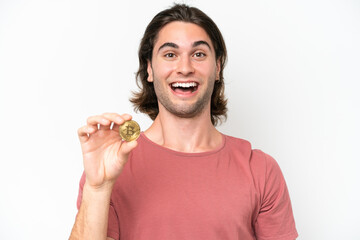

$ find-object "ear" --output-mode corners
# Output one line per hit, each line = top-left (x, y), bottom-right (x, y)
(216, 59), (221, 81)
(147, 60), (153, 82)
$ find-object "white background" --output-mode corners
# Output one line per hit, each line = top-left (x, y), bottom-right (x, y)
(0, 0), (359, 239)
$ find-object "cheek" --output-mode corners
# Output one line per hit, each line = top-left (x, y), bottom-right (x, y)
(152, 62), (176, 79)
(195, 62), (217, 78)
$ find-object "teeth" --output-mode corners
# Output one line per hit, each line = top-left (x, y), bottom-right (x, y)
(171, 82), (197, 88)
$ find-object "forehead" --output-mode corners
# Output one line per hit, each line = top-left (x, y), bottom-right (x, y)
(154, 21), (214, 50)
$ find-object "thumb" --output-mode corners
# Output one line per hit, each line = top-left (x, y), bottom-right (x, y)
(119, 140), (138, 157)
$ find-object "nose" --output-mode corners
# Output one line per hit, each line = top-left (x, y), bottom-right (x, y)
(176, 56), (194, 76)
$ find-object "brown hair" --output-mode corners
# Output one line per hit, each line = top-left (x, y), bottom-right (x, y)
(130, 4), (227, 125)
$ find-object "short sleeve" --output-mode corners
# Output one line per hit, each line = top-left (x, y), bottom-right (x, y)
(252, 151), (298, 240)
(107, 202), (120, 240)
(76, 172), (120, 240)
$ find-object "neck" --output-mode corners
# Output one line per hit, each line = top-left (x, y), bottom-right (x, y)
(144, 105), (223, 153)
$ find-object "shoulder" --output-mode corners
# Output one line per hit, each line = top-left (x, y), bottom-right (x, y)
(223, 134), (281, 180)
(249, 149), (284, 192)
(251, 149), (280, 174)
(223, 135), (275, 165)
(223, 134), (252, 158)
(224, 134), (252, 149)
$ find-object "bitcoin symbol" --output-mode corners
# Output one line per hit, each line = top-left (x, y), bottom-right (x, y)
(119, 120), (141, 141)
(125, 125), (134, 136)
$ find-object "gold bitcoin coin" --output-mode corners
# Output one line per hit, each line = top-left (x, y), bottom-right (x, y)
(119, 120), (141, 141)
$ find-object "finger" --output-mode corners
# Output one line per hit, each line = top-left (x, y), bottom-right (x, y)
(102, 113), (123, 130)
(102, 113), (129, 131)
(112, 123), (121, 131)
(77, 125), (96, 143)
(87, 115), (111, 130)
(101, 113), (132, 131)
(112, 116), (129, 131)
(102, 113), (132, 126)
(119, 140), (138, 157)
(120, 113), (132, 121)
(111, 114), (132, 132)
(99, 120), (111, 130)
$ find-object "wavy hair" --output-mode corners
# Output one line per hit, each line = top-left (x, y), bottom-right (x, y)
(130, 4), (227, 125)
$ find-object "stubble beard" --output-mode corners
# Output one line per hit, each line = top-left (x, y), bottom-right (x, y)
(152, 73), (216, 119)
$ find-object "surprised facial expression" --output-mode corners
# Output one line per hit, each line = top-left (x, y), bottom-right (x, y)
(147, 21), (220, 119)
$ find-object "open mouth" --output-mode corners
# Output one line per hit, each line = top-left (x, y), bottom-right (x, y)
(170, 82), (199, 93)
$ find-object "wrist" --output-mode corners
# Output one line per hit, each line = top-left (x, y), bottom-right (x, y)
(72, 179), (113, 240)
(83, 180), (115, 196)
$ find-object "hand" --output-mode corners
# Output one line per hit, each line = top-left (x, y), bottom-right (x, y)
(77, 113), (138, 189)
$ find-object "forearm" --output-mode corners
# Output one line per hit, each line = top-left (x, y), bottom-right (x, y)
(70, 182), (114, 240)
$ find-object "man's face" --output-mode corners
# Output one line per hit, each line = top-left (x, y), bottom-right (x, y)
(147, 21), (220, 119)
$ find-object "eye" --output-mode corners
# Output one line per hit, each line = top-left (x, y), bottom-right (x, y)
(164, 52), (176, 58)
(193, 52), (206, 58)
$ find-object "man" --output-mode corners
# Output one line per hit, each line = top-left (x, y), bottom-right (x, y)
(70, 4), (298, 240)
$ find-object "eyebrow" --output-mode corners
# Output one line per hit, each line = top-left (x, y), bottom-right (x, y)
(158, 42), (179, 52)
(192, 40), (211, 50)
(157, 40), (212, 53)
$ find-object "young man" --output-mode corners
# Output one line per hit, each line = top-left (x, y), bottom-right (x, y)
(70, 4), (298, 240)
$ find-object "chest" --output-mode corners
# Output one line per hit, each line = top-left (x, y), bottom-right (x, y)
(113, 154), (259, 236)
